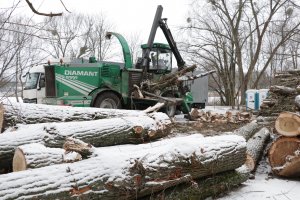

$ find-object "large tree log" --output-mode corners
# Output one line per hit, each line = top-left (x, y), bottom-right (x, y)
(0, 113), (171, 169)
(0, 102), (146, 130)
(0, 134), (246, 199)
(268, 136), (300, 177)
(13, 143), (81, 172)
(233, 122), (260, 141)
(275, 112), (300, 136)
(144, 166), (250, 200)
(245, 127), (270, 172)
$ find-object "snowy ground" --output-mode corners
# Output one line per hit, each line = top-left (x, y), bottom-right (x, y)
(176, 106), (300, 200)
(220, 158), (300, 200)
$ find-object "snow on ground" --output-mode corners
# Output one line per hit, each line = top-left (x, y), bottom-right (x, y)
(175, 106), (300, 200)
(0, 96), (23, 104)
(219, 157), (300, 200)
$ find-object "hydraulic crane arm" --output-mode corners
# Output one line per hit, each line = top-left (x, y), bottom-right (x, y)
(137, 5), (186, 72)
(158, 18), (185, 70)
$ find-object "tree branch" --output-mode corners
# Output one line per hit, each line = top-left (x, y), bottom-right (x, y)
(25, 0), (63, 17)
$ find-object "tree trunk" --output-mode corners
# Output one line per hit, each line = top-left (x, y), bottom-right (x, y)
(13, 143), (81, 172)
(245, 127), (270, 172)
(144, 166), (249, 200)
(268, 136), (300, 177)
(0, 102), (146, 130)
(0, 113), (171, 169)
(275, 112), (300, 136)
(233, 122), (260, 141)
(0, 134), (246, 200)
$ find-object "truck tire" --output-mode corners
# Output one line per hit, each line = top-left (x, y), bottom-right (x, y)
(94, 92), (122, 109)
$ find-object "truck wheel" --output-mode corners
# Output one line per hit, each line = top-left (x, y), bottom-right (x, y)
(94, 92), (122, 109)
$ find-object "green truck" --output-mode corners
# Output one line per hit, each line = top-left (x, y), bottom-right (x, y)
(23, 5), (209, 117)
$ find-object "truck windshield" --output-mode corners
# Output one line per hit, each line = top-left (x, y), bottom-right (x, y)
(24, 73), (40, 90)
(149, 49), (172, 72)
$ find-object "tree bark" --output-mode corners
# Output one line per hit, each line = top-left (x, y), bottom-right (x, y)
(0, 102), (146, 130)
(245, 127), (270, 172)
(268, 136), (300, 177)
(295, 95), (300, 109)
(145, 65), (197, 92)
(275, 112), (300, 137)
(233, 122), (260, 141)
(269, 85), (296, 95)
(0, 113), (171, 169)
(0, 134), (246, 200)
(13, 143), (81, 172)
(144, 166), (249, 200)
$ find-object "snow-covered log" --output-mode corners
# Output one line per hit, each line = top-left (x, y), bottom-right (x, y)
(0, 134), (246, 199)
(148, 166), (250, 200)
(13, 143), (81, 172)
(233, 121), (259, 141)
(275, 112), (300, 136)
(0, 113), (171, 168)
(268, 137), (300, 177)
(245, 128), (270, 172)
(0, 102), (146, 130)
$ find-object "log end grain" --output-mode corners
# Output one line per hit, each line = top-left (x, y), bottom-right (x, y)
(13, 148), (27, 172)
(275, 112), (300, 136)
(268, 137), (300, 177)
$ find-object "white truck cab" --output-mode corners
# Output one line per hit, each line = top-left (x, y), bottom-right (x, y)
(23, 65), (45, 104)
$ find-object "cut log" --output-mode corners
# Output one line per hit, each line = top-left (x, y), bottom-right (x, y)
(13, 143), (81, 172)
(145, 166), (249, 200)
(268, 136), (300, 177)
(286, 69), (300, 75)
(269, 85), (296, 95)
(0, 102), (146, 130)
(0, 113), (171, 169)
(295, 95), (300, 109)
(274, 73), (293, 79)
(244, 127), (270, 172)
(63, 137), (95, 158)
(0, 134), (246, 199)
(145, 65), (197, 92)
(233, 122), (260, 141)
(275, 112), (300, 136)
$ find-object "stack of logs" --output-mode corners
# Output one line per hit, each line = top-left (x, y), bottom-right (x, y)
(268, 112), (300, 177)
(254, 69), (300, 177)
(0, 102), (270, 199)
(260, 69), (300, 116)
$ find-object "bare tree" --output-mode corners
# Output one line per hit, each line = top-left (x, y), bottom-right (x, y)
(0, 4), (47, 100)
(127, 32), (142, 64)
(184, 0), (300, 106)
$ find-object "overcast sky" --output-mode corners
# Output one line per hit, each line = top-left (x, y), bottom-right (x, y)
(1, 0), (193, 43)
